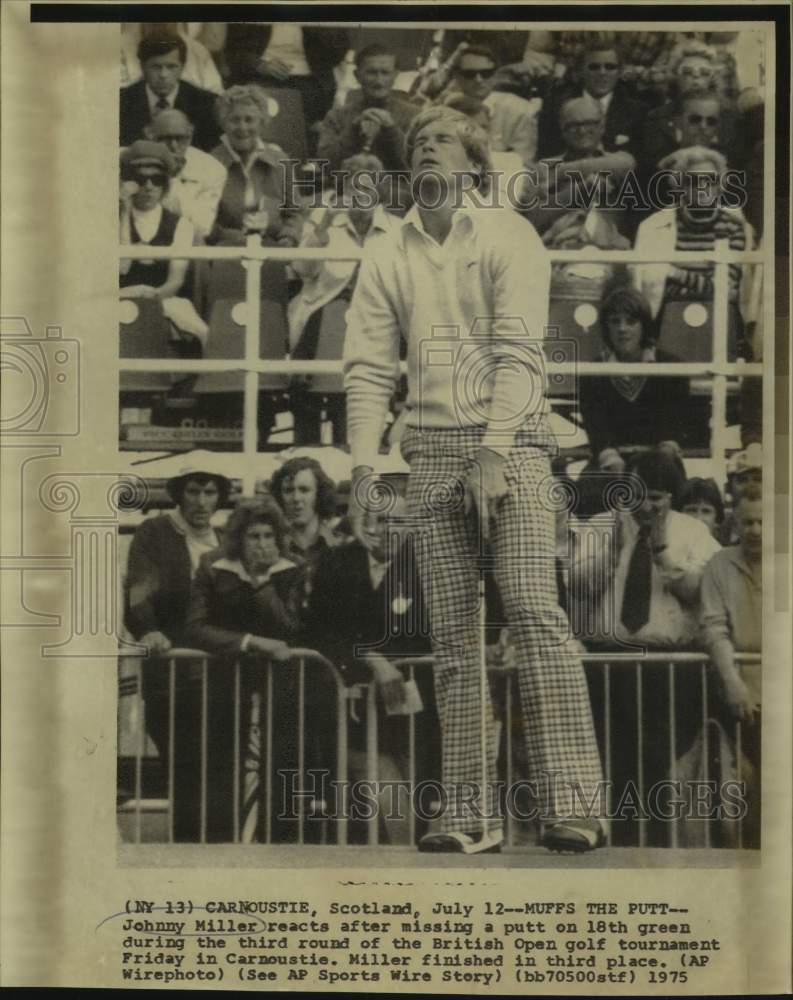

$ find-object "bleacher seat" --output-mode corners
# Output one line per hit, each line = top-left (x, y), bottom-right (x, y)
(657, 301), (713, 361)
(119, 297), (172, 359)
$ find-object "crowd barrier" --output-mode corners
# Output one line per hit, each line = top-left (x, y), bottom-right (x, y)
(118, 649), (760, 851)
(119, 240), (765, 491)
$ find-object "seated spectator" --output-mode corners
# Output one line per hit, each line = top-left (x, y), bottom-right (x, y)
(442, 44), (541, 165)
(579, 285), (694, 471)
(679, 476), (725, 539)
(119, 141), (208, 354)
(124, 462), (231, 841)
(316, 43), (421, 187)
(185, 497), (307, 842)
(269, 457), (341, 578)
(700, 483), (762, 845)
(719, 443), (762, 546)
(571, 448), (720, 650)
(224, 22), (349, 146)
(288, 154), (401, 444)
(145, 109), (228, 242)
(209, 85), (303, 247)
(522, 95), (635, 237)
(305, 488), (438, 844)
(632, 146), (756, 360)
(121, 22), (223, 94)
(537, 40), (648, 159)
(120, 34), (221, 152)
(637, 42), (744, 177)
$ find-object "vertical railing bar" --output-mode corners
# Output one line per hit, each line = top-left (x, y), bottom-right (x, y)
(604, 661), (612, 847)
(265, 663), (273, 844)
(200, 657), (208, 844)
(167, 657), (175, 844)
(298, 658), (306, 845)
(736, 720), (744, 849)
(134, 658), (144, 845)
(668, 662), (678, 848)
(366, 683), (379, 846)
(242, 238), (262, 491)
(408, 663), (416, 847)
(710, 239), (730, 490)
(505, 672), (514, 848)
(701, 664), (711, 849)
(232, 659), (241, 844)
(336, 681), (349, 847)
(636, 663), (646, 848)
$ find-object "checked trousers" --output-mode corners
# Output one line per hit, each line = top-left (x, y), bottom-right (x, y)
(402, 426), (604, 833)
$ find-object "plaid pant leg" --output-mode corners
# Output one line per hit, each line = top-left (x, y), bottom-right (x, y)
(492, 449), (604, 822)
(405, 449), (501, 834)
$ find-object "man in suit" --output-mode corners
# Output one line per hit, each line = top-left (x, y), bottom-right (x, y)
(120, 34), (222, 152)
(305, 487), (439, 844)
(536, 41), (648, 159)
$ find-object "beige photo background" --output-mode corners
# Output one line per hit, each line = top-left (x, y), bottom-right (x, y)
(0, 1), (790, 991)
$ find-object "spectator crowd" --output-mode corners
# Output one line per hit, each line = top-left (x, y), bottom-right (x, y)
(118, 23), (766, 849)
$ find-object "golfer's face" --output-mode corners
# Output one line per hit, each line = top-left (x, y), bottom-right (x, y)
(411, 123), (474, 193)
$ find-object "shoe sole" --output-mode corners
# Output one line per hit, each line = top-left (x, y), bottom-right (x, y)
(418, 834), (503, 855)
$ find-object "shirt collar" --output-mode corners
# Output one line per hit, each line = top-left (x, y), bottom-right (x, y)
(146, 83), (178, 111)
(219, 134), (271, 168)
(168, 507), (218, 545)
(399, 199), (476, 251)
(211, 556), (297, 585)
(334, 204), (393, 238)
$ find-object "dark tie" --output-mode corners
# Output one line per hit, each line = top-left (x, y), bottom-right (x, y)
(156, 97), (169, 110)
(621, 524), (652, 633)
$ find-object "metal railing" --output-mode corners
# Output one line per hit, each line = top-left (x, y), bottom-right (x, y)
(118, 648), (760, 850)
(119, 240), (764, 493)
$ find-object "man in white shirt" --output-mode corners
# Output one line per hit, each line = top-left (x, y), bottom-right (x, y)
(146, 109), (227, 241)
(448, 45), (541, 165)
(343, 106), (604, 854)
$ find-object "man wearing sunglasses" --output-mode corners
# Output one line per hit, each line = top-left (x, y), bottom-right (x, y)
(450, 45), (540, 165)
(536, 42), (648, 161)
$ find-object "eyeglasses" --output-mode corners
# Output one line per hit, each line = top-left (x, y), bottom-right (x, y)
(685, 114), (719, 127)
(155, 133), (191, 144)
(587, 62), (618, 71)
(457, 67), (496, 80)
(132, 171), (168, 188)
(562, 119), (602, 131)
(680, 65), (713, 76)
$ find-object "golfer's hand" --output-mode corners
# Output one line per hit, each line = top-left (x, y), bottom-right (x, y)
(367, 654), (407, 713)
(466, 447), (509, 539)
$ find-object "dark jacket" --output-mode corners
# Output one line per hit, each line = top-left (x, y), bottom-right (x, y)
(305, 538), (431, 682)
(124, 514), (197, 645)
(185, 554), (303, 657)
(120, 79), (222, 152)
(224, 24), (348, 101)
(537, 80), (648, 160)
(579, 348), (693, 458)
(316, 88), (421, 174)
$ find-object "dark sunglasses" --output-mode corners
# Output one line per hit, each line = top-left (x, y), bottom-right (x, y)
(132, 171), (168, 188)
(587, 62), (618, 71)
(685, 114), (719, 127)
(458, 67), (496, 80)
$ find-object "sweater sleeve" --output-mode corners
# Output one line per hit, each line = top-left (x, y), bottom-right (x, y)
(124, 520), (167, 640)
(343, 252), (401, 470)
(481, 216), (551, 456)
